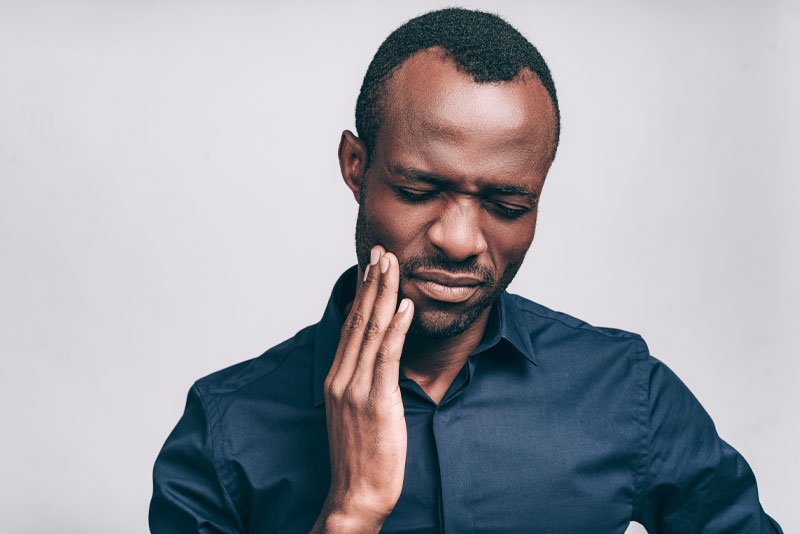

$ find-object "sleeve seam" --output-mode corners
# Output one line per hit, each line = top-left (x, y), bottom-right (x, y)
(192, 383), (245, 522)
(516, 305), (642, 340)
(631, 343), (651, 521)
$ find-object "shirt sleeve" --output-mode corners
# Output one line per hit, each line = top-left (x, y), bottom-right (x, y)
(632, 356), (782, 533)
(149, 384), (245, 534)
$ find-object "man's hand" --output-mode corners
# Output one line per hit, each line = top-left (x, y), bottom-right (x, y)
(311, 246), (414, 534)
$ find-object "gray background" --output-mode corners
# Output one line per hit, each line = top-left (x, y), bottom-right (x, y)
(0, 1), (797, 532)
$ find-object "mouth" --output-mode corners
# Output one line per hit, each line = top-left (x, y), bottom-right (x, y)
(409, 270), (484, 304)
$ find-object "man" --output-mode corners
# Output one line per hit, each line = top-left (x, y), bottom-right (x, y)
(150, 8), (782, 533)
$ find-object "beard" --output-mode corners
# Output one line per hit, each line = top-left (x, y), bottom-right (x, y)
(355, 193), (525, 339)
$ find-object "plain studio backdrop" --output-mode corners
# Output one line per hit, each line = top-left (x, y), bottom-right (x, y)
(1, 1), (798, 532)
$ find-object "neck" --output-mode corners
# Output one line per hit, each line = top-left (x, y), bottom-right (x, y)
(399, 306), (491, 398)
(349, 265), (493, 403)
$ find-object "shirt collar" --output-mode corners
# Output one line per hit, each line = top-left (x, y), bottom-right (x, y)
(313, 266), (537, 407)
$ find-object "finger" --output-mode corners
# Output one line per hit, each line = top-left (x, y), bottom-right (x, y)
(351, 252), (400, 387)
(371, 298), (414, 396)
(357, 245), (384, 296)
(326, 245), (384, 385)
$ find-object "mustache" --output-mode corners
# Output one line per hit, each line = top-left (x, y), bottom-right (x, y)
(399, 254), (496, 284)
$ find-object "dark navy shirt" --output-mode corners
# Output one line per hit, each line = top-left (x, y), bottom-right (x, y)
(150, 267), (782, 533)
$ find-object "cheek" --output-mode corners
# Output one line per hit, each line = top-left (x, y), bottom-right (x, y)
(365, 190), (428, 250)
(484, 213), (538, 268)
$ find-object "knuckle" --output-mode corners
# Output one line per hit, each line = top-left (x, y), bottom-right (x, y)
(325, 380), (345, 401)
(375, 346), (395, 363)
(362, 318), (383, 341)
(343, 311), (365, 333)
(376, 277), (392, 298)
(343, 385), (367, 406)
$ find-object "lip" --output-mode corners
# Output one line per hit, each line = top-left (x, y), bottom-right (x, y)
(412, 270), (483, 287)
(410, 271), (483, 303)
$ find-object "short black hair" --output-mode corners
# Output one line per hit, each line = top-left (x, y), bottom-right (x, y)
(355, 7), (560, 167)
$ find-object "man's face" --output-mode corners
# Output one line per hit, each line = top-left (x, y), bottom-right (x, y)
(351, 49), (557, 338)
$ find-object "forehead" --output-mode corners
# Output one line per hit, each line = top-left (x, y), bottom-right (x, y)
(376, 48), (557, 179)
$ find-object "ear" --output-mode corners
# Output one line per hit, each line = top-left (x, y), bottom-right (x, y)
(338, 130), (367, 203)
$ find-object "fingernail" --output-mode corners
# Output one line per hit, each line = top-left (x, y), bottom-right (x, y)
(363, 264), (370, 282)
(380, 256), (389, 273)
(370, 247), (381, 265)
(398, 299), (410, 313)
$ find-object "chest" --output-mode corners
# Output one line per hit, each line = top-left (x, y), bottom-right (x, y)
(237, 386), (639, 534)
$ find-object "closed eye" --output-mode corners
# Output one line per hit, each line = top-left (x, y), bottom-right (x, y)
(395, 188), (437, 202)
(490, 203), (530, 219)
(395, 186), (533, 219)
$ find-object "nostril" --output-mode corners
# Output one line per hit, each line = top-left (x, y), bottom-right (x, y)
(424, 200), (488, 260)
(427, 225), (486, 262)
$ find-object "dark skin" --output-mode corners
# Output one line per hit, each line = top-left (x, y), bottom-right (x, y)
(311, 48), (557, 533)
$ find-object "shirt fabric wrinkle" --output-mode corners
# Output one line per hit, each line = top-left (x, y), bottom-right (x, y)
(150, 266), (782, 534)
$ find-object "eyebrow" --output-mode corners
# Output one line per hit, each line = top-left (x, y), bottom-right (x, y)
(389, 166), (539, 199)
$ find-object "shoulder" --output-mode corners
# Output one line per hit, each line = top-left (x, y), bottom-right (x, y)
(193, 323), (318, 399)
(505, 291), (651, 361)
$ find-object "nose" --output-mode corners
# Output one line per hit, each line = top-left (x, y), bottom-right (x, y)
(426, 197), (488, 262)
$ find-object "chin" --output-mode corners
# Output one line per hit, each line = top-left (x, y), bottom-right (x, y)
(408, 304), (488, 339)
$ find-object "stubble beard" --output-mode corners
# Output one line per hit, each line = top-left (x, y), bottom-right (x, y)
(354, 195), (525, 339)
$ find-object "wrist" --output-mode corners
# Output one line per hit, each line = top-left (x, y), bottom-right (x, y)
(314, 495), (391, 534)
(322, 510), (382, 534)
